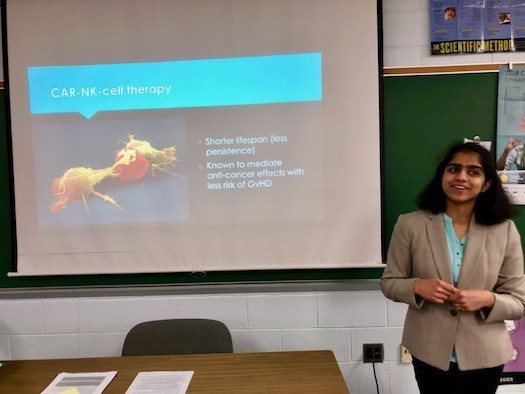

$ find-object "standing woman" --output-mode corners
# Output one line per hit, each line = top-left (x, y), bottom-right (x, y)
(381, 142), (525, 394)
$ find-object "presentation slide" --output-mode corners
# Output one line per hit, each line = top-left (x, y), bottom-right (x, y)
(4, 0), (382, 275)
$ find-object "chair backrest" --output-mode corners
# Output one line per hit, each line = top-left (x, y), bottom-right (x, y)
(121, 318), (233, 356)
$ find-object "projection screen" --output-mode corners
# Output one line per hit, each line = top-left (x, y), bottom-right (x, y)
(3, 0), (382, 276)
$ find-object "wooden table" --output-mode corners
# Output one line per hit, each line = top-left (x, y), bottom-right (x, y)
(0, 350), (349, 393)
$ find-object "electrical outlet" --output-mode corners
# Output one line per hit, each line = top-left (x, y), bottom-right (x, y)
(400, 345), (412, 363)
(363, 343), (384, 363)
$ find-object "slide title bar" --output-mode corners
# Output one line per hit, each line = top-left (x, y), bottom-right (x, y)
(27, 53), (322, 119)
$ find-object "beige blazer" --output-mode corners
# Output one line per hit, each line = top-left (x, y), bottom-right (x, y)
(381, 211), (525, 371)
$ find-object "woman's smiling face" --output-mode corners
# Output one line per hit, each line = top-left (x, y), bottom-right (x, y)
(441, 151), (491, 208)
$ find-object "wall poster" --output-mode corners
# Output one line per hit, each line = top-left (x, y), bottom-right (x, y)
(430, 0), (525, 55)
(501, 317), (525, 385)
(498, 66), (525, 385)
(497, 65), (525, 205)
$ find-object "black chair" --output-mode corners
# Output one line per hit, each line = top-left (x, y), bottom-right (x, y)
(121, 318), (233, 356)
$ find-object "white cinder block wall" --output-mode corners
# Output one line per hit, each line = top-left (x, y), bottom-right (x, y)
(0, 287), (416, 394)
(1, 287), (524, 394)
(2, 1), (525, 394)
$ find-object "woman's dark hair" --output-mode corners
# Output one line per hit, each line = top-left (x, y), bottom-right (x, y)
(417, 142), (515, 225)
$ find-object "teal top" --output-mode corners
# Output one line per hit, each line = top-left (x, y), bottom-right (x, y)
(443, 214), (467, 287)
(443, 213), (467, 364)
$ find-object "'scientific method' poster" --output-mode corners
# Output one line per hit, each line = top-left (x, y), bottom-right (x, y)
(430, 0), (525, 55)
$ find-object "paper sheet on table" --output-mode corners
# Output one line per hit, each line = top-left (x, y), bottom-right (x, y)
(125, 371), (194, 394)
(40, 371), (117, 394)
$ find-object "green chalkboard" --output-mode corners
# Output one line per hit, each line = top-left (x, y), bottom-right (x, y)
(383, 72), (525, 242)
(2, 71), (523, 289)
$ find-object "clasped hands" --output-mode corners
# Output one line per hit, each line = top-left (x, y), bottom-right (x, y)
(413, 279), (495, 312)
